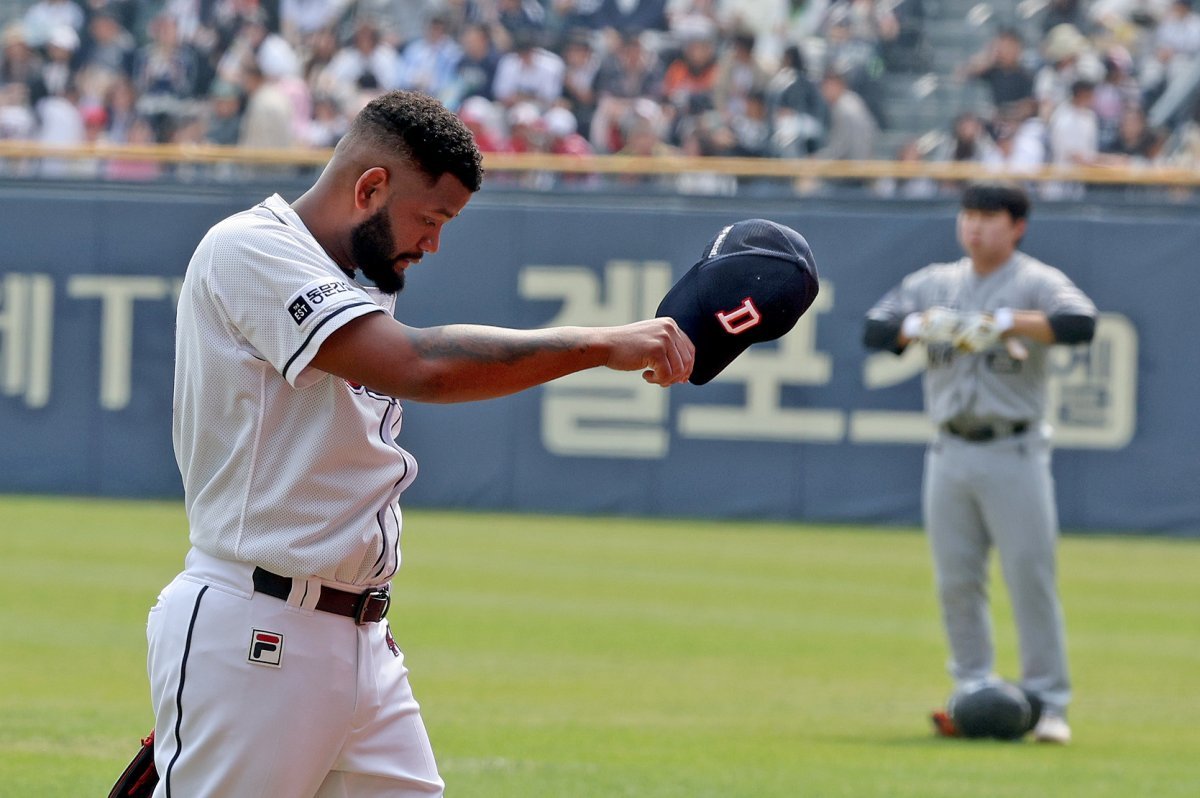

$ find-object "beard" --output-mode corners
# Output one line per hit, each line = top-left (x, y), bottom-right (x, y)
(349, 208), (419, 295)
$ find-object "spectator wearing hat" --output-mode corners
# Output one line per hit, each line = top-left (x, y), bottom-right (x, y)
(544, 104), (593, 154)
(39, 25), (79, 99)
(238, 59), (294, 149)
(615, 100), (677, 155)
(613, 99), (683, 190)
(492, 28), (564, 107)
(1034, 23), (1103, 120)
(21, 0), (85, 50)
(506, 99), (547, 152)
(456, 94), (513, 152)
(395, 13), (462, 104)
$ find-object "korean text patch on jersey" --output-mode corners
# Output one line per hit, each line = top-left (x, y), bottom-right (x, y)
(287, 279), (360, 326)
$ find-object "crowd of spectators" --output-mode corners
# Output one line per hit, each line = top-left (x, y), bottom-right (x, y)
(1, 0), (1198, 194)
(889, 0), (1200, 199)
(0, 0), (920, 183)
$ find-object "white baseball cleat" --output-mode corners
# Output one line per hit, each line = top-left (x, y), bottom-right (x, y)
(1033, 712), (1071, 744)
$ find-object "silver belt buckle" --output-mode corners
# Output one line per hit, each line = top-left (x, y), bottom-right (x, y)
(354, 588), (390, 624)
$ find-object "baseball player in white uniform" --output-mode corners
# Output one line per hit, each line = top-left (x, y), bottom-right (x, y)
(862, 182), (1097, 745)
(147, 91), (694, 797)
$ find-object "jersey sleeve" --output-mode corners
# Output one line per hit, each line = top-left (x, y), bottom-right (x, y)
(865, 264), (939, 324)
(201, 217), (386, 389)
(1031, 264), (1098, 319)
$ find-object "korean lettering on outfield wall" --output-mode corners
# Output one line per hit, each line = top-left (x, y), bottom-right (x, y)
(0, 268), (1136, 452)
(0, 273), (182, 410)
(519, 260), (1138, 456)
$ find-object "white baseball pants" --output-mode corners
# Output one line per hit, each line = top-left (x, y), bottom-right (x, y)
(146, 549), (444, 797)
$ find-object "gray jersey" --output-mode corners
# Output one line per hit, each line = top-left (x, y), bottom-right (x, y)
(866, 251), (1097, 424)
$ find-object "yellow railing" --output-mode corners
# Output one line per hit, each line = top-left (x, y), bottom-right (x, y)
(2, 141), (1199, 186)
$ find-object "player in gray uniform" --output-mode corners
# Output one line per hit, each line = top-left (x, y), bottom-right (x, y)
(147, 91), (693, 797)
(863, 182), (1096, 744)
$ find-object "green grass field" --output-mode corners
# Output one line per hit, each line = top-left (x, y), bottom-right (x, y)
(1, 495), (1197, 797)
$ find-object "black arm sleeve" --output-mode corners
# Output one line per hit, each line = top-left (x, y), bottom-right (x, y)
(863, 317), (906, 354)
(1047, 313), (1096, 344)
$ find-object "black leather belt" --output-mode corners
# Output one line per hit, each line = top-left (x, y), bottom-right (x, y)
(942, 419), (1030, 442)
(252, 567), (390, 624)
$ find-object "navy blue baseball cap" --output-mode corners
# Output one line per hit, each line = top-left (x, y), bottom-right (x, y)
(656, 219), (819, 385)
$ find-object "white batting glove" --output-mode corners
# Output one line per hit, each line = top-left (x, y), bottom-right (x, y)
(902, 307), (961, 343)
(954, 308), (1014, 353)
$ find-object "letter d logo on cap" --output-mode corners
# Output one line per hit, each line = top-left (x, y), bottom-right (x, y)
(716, 298), (762, 335)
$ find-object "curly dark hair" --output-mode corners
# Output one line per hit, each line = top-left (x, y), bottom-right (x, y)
(348, 91), (484, 192)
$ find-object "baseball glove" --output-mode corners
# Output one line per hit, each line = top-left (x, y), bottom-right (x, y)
(107, 729), (158, 798)
(953, 312), (1003, 353)
(916, 307), (962, 343)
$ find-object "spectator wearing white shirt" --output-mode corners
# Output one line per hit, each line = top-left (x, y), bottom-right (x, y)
(982, 98), (1047, 175)
(1034, 23), (1103, 120)
(1045, 78), (1099, 198)
(326, 19), (401, 93)
(492, 28), (565, 107)
(1156, 0), (1200, 66)
(21, 0), (85, 49)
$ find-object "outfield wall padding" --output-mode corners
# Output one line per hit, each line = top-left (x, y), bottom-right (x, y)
(0, 186), (1194, 535)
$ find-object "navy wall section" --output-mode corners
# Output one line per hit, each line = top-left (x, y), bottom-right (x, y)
(1, 186), (1194, 534)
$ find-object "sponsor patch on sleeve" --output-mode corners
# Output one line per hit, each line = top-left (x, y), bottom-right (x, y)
(286, 279), (359, 326)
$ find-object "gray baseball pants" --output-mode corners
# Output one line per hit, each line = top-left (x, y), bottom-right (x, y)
(922, 428), (1071, 714)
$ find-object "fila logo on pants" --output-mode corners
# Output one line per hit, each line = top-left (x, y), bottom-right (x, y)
(248, 629), (284, 667)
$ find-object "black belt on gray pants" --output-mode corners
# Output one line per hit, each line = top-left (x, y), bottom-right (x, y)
(942, 419), (1030, 442)
(252, 567), (390, 624)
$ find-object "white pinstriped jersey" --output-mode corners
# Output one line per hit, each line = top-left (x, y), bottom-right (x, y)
(866, 251), (1097, 425)
(173, 194), (417, 587)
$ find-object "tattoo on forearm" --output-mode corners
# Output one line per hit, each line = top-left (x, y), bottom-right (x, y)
(409, 327), (586, 364)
